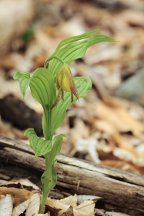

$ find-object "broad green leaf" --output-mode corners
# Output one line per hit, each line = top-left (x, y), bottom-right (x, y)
(49, 134), (65, 161)
(24, 128), (52, 157)
(42, 134), (64, 190)
(51, 77), (92, 132)
(13, 72), (30, 98)
(30, 67), (56, 108)
(44, 29), (99, 67)
(55, 29), (99, 53)
(29, 67), (56, 139)
(46, 30), (116, 80)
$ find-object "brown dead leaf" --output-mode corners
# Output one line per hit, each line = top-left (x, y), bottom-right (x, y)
(73, 200), (95, 216)
(46, 195), (96, 216)
(0, 194), (13, 216)
(95, 100), (144, 136)
(70, 119), (90, 144)
(25, 193), (40, 216)
(12, 199), (29, 216)
(46, 195), (77, 215)
(94, 119), (115, 134)
(33, 55), (46, 69)
(0, 187), (33, 206)
(111, 132), (138, 156)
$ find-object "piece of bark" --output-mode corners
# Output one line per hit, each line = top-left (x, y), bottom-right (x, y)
(0, 94), (42, 136)
(0, 135), (144, 215)
(0, 0), (34, 55)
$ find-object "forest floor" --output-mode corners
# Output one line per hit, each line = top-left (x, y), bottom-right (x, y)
(0, 0), (144, 215)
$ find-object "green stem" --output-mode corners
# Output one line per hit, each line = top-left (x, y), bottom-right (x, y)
(43, 109), (52, 140)
(40, 153), (52, 213)
(40, 110), (53, 213)
(44, 56), (64, 68)
(40, 56), (64, 213)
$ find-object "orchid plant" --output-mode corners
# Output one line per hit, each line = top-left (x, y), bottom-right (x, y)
(14, 30), (115, 213)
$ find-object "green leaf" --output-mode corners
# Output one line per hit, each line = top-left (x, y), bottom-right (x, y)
(40, 134), (64, 213)
(46, 30), (116, 79)
(24, 128), (52, 157)
(87, 35), (117, 48)
(41, 160), (57, 194)
(30, 67), (56, 108)
(13, 72), (30, 98)
(43, 134), (64, 189)
(55, 29), (99, 52)
(51, 77), (92, 132)
(22, 25), (37, 43)
(29, 67), (56, 139)
(49, 134), (65, 161)
(40, 160), (57, 213)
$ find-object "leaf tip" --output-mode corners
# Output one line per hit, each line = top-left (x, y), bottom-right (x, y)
(13, 72), (19, 80)
(24, 128), (33, 137)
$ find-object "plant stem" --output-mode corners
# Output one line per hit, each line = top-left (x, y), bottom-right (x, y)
(40, 108), (53, 213)
(40, 152), (52, 213)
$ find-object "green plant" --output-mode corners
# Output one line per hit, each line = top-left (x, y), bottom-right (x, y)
(21, 25), (37, 43)
(14, 30), (115, 213)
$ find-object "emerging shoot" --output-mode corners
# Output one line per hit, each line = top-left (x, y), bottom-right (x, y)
(14, 30), (116, 213)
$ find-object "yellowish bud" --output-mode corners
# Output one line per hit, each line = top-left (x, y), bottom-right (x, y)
(51, 64), (79, 110)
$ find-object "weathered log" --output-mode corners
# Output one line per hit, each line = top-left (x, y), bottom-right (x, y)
(0, 135), (144, 215)
(0, 95), (42, 136)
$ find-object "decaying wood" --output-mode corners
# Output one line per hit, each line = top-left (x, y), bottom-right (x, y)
(0, 95), (42, 136)
(0, 135), (144, 215)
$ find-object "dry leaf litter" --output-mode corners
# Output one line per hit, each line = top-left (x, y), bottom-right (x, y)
(0, 0), (144, 215)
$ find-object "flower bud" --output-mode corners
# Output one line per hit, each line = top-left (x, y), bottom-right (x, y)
(57, 64), (79, 98)
(51, 64), (79, 109)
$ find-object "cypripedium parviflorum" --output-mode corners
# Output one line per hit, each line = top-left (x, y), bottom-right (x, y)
(51, 64), (79, 109)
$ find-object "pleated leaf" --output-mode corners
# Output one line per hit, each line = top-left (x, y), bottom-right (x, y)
(29, 67), (56, 139)
(24, 128), (52, 157)
(48, 134), (65, 161)
(46, 30), (116, 79)
(55, 29), (99, 53)
(13, 72), (30, 98)
(29, 67), (56, 108)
